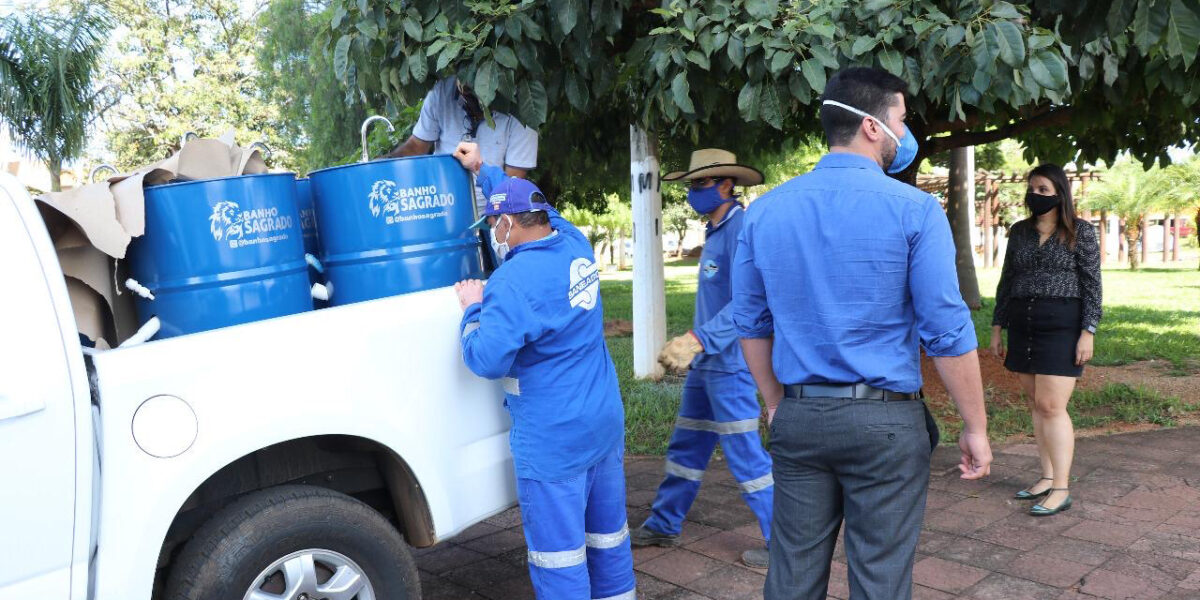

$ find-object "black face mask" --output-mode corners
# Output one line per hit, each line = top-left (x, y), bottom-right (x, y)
(1026, 192), (1059, 216)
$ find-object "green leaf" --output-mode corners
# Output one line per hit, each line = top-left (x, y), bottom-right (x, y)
(565, 71), (588, 110)
(879, 48), (903, 75)
(727, 36), (746, 67)
(737, 80), (761, 121)
(436, 41), (462, 71)
(1134, 0), (1170, 54)
(407, 52), (427, 82)
(1103, 52), (1120, 86)
(1029, 50), (1068, 90)
(671, 72), (695, 114)
(1028, 34), (1055, 50)
(521, 14), (544, 41)
(862, 0), (891, 11)
(801, 58), (826, 93)
(425, 38), (448, 57)
(990, 1), (1023, 20)
(356, 20), (378, 39)
(788, 70), (812, 103)
(518, 79), (547, 128)
(745, 0), (778, 20)
(761, 83), (783, 129)
(686, 50), (710, 69)
(494, 45), (519, 69)
(1107, 0), (1137, 36)
(403, 17), (423, 42)
(943, 24), (965, 47)
(810, 45), (839, 68)
(1166, 0), (1200, 68)
(971, 68), (991, 93)
(770, 49), (793, 74)
(992, 21), (1026, 67)
(333, 34), (352, 81)
(851, 35), (877, 57)
(473, 60), (499, 106)
(558, 0), (578, 37)
(331, 6), (347, 29)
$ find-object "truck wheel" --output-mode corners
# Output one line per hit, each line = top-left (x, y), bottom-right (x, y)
(165, 485), (420, 600)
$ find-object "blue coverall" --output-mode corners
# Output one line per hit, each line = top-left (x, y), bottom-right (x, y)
(642, 204), (775, 541)
(459, 166), (635, 600)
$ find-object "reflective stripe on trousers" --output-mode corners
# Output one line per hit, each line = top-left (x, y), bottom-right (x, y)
(643, 369), (775, 541)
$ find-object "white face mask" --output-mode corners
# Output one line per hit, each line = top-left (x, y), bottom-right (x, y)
(489, 214), (513, 262)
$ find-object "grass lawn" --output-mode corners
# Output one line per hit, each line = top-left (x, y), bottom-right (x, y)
(603, 258), (1200, 454)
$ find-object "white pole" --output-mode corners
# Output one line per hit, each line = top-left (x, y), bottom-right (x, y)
(630, 125), (666, 379)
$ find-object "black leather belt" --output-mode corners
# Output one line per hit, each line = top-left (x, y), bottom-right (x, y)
(783, 383), (920, 401)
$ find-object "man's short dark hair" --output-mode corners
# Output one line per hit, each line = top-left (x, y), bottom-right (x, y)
(512, 210), (550, 228)
(820, 67), (909, 147)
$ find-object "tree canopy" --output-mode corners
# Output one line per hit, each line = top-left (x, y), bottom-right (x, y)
(329, 0), (1200, 203)
(0, 4), (110, 190)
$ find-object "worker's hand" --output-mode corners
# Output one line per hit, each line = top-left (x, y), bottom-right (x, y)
(957, 430), (993, 480)
(454, 279), (485, 310)
(657, 331), (703, 373)
(1075, 331), (1094, 366)
(453, 142), (482, 173)
(989, 326), (1005, 359)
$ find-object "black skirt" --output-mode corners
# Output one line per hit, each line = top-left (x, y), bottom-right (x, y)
(1004, 297), (1084, 377)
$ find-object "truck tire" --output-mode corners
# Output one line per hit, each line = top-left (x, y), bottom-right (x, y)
(165, 484), (420, 600)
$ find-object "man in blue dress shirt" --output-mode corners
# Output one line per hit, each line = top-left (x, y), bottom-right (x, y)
(731, 67), (993, 600)
(630, 149), (774, 569)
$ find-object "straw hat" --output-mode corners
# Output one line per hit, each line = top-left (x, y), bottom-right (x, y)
(662, 148), (764, 186)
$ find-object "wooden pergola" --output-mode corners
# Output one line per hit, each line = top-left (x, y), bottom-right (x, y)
(917, 169), (1104, 266)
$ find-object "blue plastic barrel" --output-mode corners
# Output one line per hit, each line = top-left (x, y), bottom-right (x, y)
(294, 177), (327, 308)
(128, 173), (312, 338)
(307, 155), (482, 306)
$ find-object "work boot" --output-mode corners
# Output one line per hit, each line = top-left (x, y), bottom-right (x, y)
(630, 524), (681, 547)
(741, 547), (769, 569)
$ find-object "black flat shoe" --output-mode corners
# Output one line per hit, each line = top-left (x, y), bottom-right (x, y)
(1014, 477), (1054, 500)
(1030, 489), (1072, 516)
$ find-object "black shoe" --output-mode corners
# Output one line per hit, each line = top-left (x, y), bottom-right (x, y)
(1014, 477), (1054, 500)
(630, 524), (681, 547)
(1030, 489), (1073, 516)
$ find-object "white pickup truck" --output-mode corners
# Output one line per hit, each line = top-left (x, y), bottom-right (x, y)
(0, 173), (516, 600)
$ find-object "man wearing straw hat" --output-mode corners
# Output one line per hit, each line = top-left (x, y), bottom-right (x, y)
(451, 142), (636, 600)
(629, 149), (774, 569)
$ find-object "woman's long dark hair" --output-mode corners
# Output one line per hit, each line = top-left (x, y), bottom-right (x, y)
(1027, 163), (1078, 250)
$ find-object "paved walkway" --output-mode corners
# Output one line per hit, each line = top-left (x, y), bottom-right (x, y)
(416, 427), (1200, 599)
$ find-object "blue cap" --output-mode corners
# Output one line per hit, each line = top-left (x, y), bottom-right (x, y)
(469, 176), (553, 229)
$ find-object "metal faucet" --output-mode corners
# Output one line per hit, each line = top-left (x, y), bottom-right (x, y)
(248, 140), (272, 161)
(89, 163), (117, 183)
(361, 115), (395, 163)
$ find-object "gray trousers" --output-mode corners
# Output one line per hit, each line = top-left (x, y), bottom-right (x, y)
(763, 396), (935, 600)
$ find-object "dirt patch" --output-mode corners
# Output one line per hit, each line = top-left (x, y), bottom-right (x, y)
(605, 319), (633, 337)
(1078, 360), (1200, 404)
(921, 350), (1026, 414)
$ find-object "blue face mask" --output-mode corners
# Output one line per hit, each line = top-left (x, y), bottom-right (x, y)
(822, 100), (919, 174)
(686, 182), (728, 215)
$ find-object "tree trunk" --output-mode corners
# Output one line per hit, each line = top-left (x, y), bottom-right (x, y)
(629, 124), (666, 380)
(982, 184), (994, 268)
(1127, 216), (1144, 271)
(947, 147), (982, 309)
(1140, 215), (1148, 267)
(1171, 213), (1180, 262)
(618, 232), (627, 270)
(48, 156), (63, 192)
(1118, 218), (1127, 263)
(1162, 214), (1169, 263)
(1098, 210), (1108, 264)
(676, 233), (685, 258)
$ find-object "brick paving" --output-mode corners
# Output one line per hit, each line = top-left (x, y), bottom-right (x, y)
(416, 426), (1200, 599)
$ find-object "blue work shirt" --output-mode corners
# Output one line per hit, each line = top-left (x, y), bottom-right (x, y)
(459, 167), (624, 481)
(691, 203), (748, 373)
(731, 153), (977, 393)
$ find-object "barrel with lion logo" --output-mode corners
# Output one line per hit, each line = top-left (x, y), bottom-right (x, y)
(128, 173), (313, 338)
(307, 154), (482, 306)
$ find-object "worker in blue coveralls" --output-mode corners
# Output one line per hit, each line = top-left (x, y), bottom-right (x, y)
(450, 141), (636, 600)
(629, 149), (773, 569)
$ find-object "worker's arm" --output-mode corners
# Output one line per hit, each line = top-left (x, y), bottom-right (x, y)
(384, 135), (432, 158)
(459, 277), (540, 380)
(504, 165), (528, 178)
(740, 337), (782, 423)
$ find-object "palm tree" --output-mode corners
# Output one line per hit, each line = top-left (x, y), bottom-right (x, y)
(0, 6), (111, 191)
(1085, 158), (1169, 271)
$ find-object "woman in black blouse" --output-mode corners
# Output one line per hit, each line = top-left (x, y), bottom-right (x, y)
(990, 164), (1102, 517)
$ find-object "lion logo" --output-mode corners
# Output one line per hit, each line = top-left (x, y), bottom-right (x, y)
(368, 180), (401, 219)
(209, 201), (245, 241)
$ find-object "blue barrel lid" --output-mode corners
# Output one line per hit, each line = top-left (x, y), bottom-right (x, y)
(307, 154), (465, 178)
(146, 171), (298, 192)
